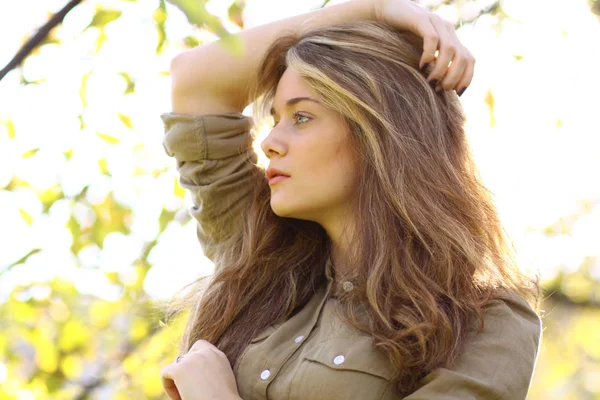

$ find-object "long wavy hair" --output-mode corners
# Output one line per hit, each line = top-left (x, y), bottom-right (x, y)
(163, 21), (541, 397)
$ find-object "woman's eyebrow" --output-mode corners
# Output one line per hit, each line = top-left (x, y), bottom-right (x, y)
(270, 97), (321, 116)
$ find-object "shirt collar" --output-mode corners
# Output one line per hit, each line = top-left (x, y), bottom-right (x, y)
(325, 255), (335, 282)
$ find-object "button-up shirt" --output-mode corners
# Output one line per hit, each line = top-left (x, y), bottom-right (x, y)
(161, 111), (542, 399)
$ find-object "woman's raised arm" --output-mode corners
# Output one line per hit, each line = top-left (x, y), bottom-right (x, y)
(169, 0), (377, 115)
(169, 0), (473, 116)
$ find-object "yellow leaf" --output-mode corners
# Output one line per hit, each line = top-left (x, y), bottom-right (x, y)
(34, 329), (58, 373)
(87, 8), (122, 30)
(98, 158), (110, 175)
(142, 365), (164, 397)
(60, 354), (83, 379)
(118, 72), (135, 94)
(22, 148), (39, 158)
(58, 320), (89, 352)
(97, 132), (120, 145)
(123, 354), (142, 375)
(129, 318), (150, 342)
(19, 208), (33, 225)
(90, 301), (112, 328)
(63, 148), (73, 161)
(118, 113), (133, 129)
(174, 177), (185, 198)
(484, 88), (496, 128)
(6, 119), (15, 139)
(80, 72), (91, 108)
(153, 6), (166, 24)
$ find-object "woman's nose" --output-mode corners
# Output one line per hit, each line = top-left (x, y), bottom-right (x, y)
(261, 130), (286, 158)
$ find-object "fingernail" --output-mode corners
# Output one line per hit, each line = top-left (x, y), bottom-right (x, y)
(420, 63), (430, 72)
(457, 87), (467, 97)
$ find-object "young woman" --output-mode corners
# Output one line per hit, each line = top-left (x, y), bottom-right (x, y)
(159, 0), (542, 399)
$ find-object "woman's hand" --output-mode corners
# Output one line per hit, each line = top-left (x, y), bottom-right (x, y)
(372, 0), (475, 95)
(160, 340), (241, 400)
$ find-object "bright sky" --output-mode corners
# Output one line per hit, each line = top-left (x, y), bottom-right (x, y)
(0, 0), (599, 303)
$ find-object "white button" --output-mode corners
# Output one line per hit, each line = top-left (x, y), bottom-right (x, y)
(333, 355), (345, 365)
(342, 281), (354, 291)
(294, 335), (305, 343)
(260, 369), (271, 380)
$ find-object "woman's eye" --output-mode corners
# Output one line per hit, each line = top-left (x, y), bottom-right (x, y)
(295, 113), (310, 124)
(272, 112), (310, 127)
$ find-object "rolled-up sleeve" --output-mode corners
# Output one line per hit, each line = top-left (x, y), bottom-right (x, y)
(401, 291), (542, 400)
(160, 112), (259, 265)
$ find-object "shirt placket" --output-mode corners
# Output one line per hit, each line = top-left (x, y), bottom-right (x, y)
(250, 280), (334, 400)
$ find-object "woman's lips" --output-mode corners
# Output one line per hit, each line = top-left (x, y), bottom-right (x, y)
(268, 176), (290, 185)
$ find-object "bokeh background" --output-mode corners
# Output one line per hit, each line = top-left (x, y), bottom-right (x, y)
(1, 0), (599, 398)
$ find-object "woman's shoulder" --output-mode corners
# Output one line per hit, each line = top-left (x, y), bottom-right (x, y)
(466, 287), (543, 364)
(481, 288), (542, 337)
(403, 290), (542, 399)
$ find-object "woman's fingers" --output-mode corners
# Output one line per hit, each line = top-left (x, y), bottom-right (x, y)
(455, 54), (475, 95)
(438, 21), (475, 92)
(415, 18), (439, 70)
(375, 1), (475, 94)
(426, 16), (475, 94)
(438, 45), (468, 90)
(426, 16), (457, 84)
(160, 364), (183, 400)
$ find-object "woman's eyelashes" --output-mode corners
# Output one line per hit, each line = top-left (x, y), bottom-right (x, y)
(272, 112), (311, 128)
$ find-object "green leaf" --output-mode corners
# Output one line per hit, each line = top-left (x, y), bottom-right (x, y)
(2, 249), (42, 276)
(154, 0), (168, 54)
(228, 0), (245, 29)
(86, 8), (123, 30)
(39, 185), (65, 213)
(96, 29), (109, 53)
(80, 72), (91, 108)
(90, 193), (132, 248)
(67, 214), (83, 254)
(4, 176), (31, 191)
(166, 0), (231, 38)
(74, 186), (89, 202)
(159, 207), (176, 233)
(97, 132), (120, 145)
(19, 208), (33, 225)
(183, 36), (200, 48)
(118, 72), (136, 94)
(78, 114), (86, 130)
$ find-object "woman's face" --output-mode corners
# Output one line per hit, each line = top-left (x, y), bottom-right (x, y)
(261, 67), (360, 227)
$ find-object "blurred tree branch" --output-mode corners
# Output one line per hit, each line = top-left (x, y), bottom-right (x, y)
(453, 1), (501, 29)
(0, 0), (83, 82)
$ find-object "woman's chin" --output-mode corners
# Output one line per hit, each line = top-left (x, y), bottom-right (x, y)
(270, 199), (296, 218)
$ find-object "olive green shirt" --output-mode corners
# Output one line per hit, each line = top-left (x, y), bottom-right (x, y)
(160, 112), (543, 400)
